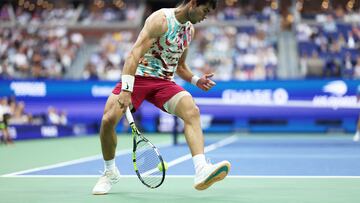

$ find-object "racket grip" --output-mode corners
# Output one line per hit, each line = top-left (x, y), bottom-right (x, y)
(125, 107), (134, 124)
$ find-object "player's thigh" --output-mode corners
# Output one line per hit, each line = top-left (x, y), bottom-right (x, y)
(102, 93), (124, 125)
(173, 94), (200, 121)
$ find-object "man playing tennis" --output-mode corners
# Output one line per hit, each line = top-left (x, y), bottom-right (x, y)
(93, 0), (231, 194)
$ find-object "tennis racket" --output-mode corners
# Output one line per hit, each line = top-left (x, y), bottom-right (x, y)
(125, 107), (166, 188)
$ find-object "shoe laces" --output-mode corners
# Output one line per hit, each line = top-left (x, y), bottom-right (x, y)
(98, 170), (115, 177)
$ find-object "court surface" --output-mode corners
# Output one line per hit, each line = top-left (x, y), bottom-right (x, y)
(1, 133), (360, 203)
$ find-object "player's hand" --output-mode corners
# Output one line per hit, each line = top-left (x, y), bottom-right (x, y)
(196, 73), (216, 91)
(117, 91), (132, 113)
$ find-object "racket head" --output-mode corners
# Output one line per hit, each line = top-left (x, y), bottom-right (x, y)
(131, 126), (165, 188)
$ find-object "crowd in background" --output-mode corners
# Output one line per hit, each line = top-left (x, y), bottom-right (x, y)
(0, 96), (67, 126)
(83, 3), (278, 81)
(0, 27), (83, 79)
(14, 4), (77, 26)
(297, 16), (360, 78)
(0, 0), (140, 25)
(1, 1), (360, 81)
(83, 31), (133, 80)
(79, 1), (139, 24)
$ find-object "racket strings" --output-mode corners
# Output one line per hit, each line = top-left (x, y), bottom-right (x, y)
(135, 140), (164, 187)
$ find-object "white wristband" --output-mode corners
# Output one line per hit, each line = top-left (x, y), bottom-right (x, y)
(121, 75), (135, 92)
(191, 75), (200, 86)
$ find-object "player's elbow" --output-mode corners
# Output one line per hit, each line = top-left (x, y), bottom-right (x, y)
(176, 64), (185, 74)
(125, 52), (137, 64)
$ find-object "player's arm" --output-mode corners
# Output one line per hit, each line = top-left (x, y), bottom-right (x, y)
(117, 11), (167, 111)
(176, 48), (193, 82)
(120, 11), (168, 92)
(176, 27), (216, 91)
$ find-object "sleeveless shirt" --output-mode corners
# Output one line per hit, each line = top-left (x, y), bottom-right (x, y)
(136, 8), (193, 81)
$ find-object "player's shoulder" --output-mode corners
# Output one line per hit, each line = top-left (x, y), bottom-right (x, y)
(144, 9), (168, 35)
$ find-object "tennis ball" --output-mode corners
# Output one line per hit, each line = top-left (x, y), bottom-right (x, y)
(157, 162), (168, 171)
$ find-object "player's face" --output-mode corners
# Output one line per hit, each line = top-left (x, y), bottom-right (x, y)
(187, 4), (212, 24)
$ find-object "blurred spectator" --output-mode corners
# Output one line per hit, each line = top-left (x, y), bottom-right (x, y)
(342, 52), (356, 78)
(0, 4), (11, 21)
(47, 106), (67, 125)
(83, 62), (99, 80)
(0, 97), (13, 145)
(9, 101), (32, 125)
(323, 15), (337, 33)
(306, 51), (325, 77)
(353, 56), (360, 78)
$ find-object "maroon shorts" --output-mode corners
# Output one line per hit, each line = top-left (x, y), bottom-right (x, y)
(112, 75), (186, 112)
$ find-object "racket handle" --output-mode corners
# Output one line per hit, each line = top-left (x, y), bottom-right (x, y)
(125, 107), (134, 124)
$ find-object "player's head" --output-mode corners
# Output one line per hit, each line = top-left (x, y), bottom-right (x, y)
(182, 0), (217, 24)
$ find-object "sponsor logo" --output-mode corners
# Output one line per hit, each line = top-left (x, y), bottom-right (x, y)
(313, 80), (358, 108)
(322, 80), (347, 96)
(91, 85), (113, 97)
(10, 82), (46, 97)
(41, 126), (58, 137)
(221, 88), (289, 105)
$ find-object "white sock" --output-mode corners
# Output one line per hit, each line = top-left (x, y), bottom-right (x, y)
(104, 159), (116, 171)
(192, 154), (207, 175)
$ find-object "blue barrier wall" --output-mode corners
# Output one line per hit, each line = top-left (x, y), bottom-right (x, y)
(1, 79), (360, 137)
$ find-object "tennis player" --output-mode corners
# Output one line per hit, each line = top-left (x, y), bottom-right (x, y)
(92, 0), (231, 194)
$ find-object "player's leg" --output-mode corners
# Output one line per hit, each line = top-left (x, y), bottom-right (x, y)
(353, 115), (360, 142)
(3, 128), (11, 144)
(170, 93), (204, 156)
(167, 92), (231, 190)
(93, 93), (124, 195)
(1, 116), (12, 144)
(100, 93), (125, 161)
(0, 127), (5, 144)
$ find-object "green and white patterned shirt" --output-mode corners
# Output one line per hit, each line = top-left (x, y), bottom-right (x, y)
(136, 8), (193, 81)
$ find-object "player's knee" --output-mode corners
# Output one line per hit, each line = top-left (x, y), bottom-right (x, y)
(184, 105), (200, 122)
(101, 113), (117, 128)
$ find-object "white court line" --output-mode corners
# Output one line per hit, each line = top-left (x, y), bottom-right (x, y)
(1, 142), (171, 177)
(1, 135), (237, 178)
(2, 175), (360, 179)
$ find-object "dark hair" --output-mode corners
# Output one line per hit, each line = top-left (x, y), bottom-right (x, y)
(182, 0), (218, 9)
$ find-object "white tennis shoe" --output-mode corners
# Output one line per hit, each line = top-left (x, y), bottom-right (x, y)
(194, 160), (231, 190)
(92, 167), (120, 195)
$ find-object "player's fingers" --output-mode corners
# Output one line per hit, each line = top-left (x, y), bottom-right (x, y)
(208, 80), (216, 86)
(203, 84), (212, 90)
(205, 73), (214, 79)
(206, 82), (214, 88)
(205, 82), (215, 88)
(200, 85), (208, 91)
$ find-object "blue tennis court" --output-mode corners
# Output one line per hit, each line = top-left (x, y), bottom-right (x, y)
(2, 133), (360, 203)
(5, 134), (360, 177)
